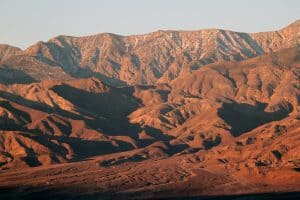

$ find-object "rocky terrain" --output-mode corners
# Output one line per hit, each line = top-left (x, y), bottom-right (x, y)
(0, 20), (299, 199)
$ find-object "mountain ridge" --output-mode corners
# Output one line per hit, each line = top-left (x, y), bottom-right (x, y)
(3, 19), (299, 50)
(0, 19), (299, 86)
(0, 20), (299, 199)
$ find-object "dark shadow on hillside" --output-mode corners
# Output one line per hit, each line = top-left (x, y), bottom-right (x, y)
(0, 67), (37, 85)
(51, 84), (142, 138)
(21, 133), (134, 162)
(0, 87), (144, 157)
(217, 101), (292, 137)
(73, 68), (127, 87)
(0, 90), (83, 120)
(0, 86), (188, 163)
(143, 125), (173, 142)
(0, 100), (32, 130)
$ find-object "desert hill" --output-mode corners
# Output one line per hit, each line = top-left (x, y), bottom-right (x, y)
(0, 20), (299, 199)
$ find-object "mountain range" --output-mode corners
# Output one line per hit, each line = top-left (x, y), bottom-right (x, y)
(0, 20), (299, 199)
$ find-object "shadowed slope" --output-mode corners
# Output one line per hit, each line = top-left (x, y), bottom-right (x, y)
(217, 101), (292, 136)
(0, 67), (36, 84)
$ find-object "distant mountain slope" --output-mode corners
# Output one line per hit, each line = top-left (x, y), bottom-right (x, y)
(0, 20), (299, 85)
(0, 46), (298, 169)
(0, 20), (298, 186)
(0, 44), (21, 62)
(0, 20), (299, 198)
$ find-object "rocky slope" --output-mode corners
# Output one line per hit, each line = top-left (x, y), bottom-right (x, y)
(0, 20), (299, 199)
(0, 20), (299, 85)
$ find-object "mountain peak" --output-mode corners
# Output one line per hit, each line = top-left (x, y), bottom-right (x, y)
(286, 19), (300, 28)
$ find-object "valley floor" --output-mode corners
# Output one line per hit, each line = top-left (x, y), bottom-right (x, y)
(0, 150), (299, 200)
